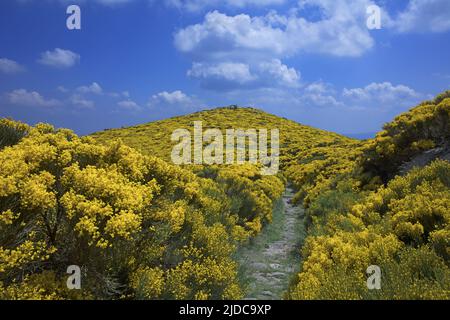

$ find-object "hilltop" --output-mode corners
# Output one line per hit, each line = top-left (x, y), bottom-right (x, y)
(91, 106), (356, 161)
(91, 106), (363, 206)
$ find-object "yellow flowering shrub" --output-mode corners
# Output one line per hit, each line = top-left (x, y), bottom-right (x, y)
(0, 270), (89, 300)
(130, 267), (165, 300)
(0, 120), (259, 300)
(3, 90), (449, 300)
(289, 160), (450, 300)
(361, 92), (450, 181)
(289, 91), (450, 300)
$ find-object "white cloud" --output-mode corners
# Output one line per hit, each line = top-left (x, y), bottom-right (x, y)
(70, 94), (95, 108)
(303, 92), (342, 108)
(77, 82), (103, 95)
(151, 90), (193, 104)
(56, 82), (129, 108)
(304, 81), (329, 94)
(219, 80), (425, 116)
(174, 2), (378, 92)
(174, 2), (376, 59)
(393, 0), (450, 33)
(205, 80), (343, 113)
(295, 81), (424, 111)
(343, 82), (420, 104)
(258, 59), (300, 88)
(7, 89), (61, 107)
(38, 48), (80, 68)
(174, 11), (291, 57)
(188, 62), (255, 84)
(302, 81), (343, 107)
(148, 90), (203, 111)
(117, 99), (141, 111)
(0, 58), (25, 74)
(187, 59), (300, 90)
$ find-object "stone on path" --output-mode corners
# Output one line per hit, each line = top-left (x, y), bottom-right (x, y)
(236, 188), (306, 300)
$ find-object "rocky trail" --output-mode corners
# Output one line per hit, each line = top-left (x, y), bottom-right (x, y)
(236, 188), (306, 300)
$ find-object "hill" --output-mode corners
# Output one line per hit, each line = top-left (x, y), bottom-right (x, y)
(288, 91), (450, 299)
(0, 118), (285, 299)
(91, 96), (450, 300)
(361, 91), (450, 181)
(91, 97), (450, 299)
(91, 107), (353, 161)
(1, 91), (449, 300)
(91, 107), (364, 206)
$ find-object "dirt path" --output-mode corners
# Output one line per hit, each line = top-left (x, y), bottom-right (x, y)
(236, 187), (306, 300)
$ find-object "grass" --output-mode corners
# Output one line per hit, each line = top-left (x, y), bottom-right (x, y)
(235, 189), (306, 299)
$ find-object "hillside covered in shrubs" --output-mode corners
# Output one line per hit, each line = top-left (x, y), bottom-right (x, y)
(288, 91), (450, 299)
(1, 90), (449, 300)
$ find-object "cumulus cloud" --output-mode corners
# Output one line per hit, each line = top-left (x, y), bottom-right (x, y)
(7, 89), (61, 107)
(151, 90), (193, 104)
(38, 48), (80, 68)
(174, 2), (377, 59)
(188, 62), (255, 87)
(343, 82), (421, 105)
(76, 82), (103, 95)
(55, 82), (130, 109)
(174, 1), (381, 92)
(0, 58), (25, 74)
(302, 81), (343, 107)
(224, 81), (425, 118)
(258, 59), (300, 88)
(117, 99), (141, 111)
(304, 82), (330, 94)
(393, 0), (450, 33)
(175, 11), (291, 58)
(187, 59), (300, 90)
(148, 90), (203, 111)
(70, 94), (95, 108)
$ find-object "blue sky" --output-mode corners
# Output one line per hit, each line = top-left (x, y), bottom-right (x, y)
(1, 0), (450, 136)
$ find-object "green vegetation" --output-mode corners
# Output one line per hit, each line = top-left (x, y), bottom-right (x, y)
(361, 91), (450, 181)
(0, 120), (282, 299)
(288, 92), (450, 300)
(235, 191), (305, 300)
(288, 160), (450, 299)
(92, 107), (363, 208)
(1, 90), (449, 300)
